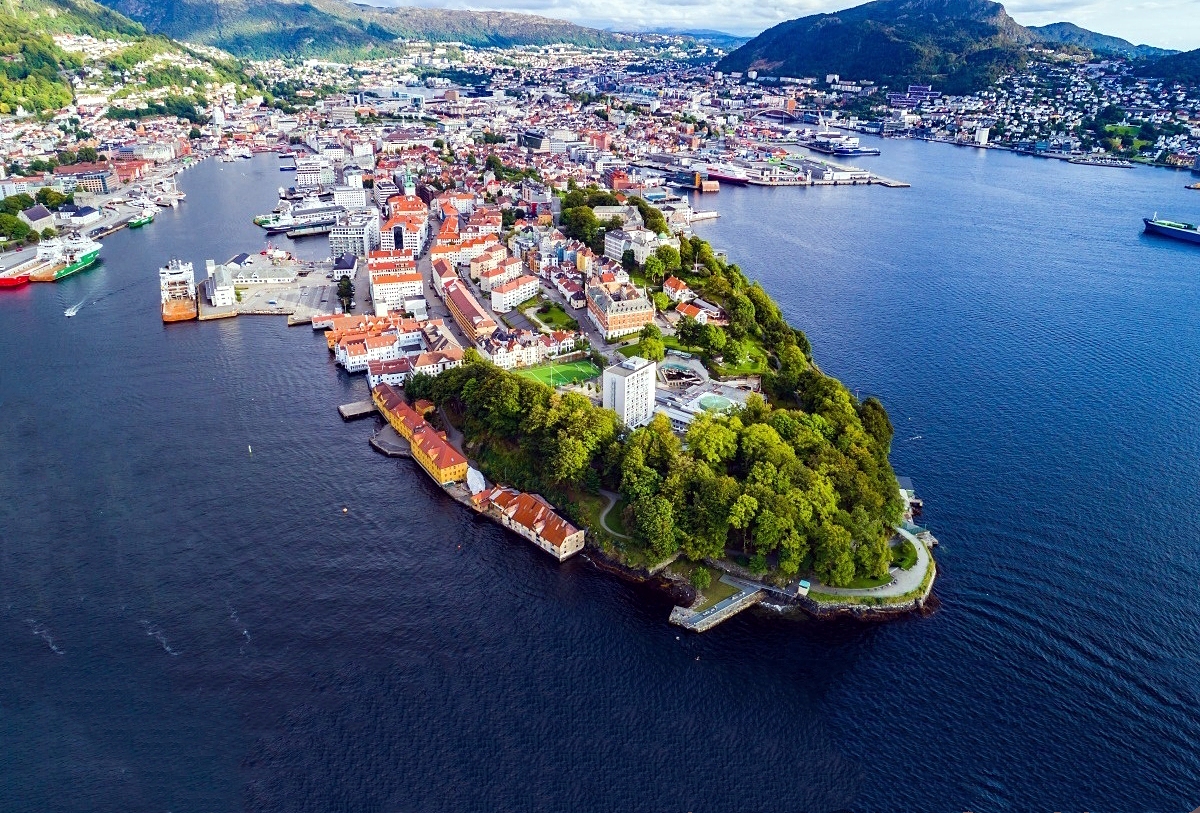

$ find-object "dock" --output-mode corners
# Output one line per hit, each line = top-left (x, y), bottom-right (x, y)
(369, 425), (411, 457)
(669, 576), (767, 632)
(338, 400), (377, 421)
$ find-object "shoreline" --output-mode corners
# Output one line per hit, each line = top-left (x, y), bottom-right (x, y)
(359, 406), (937, 628)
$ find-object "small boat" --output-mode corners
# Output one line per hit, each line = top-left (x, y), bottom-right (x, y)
(1186, 182), (1200, 190)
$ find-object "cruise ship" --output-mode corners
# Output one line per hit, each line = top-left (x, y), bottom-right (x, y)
(1143, 216), (1200, 245)
(704, 163), (750, 185)
(159, 259), (199, 322)
(254, 195), (344, 234)
(804, 131), (881, 157)
(27, 235), (102, 282)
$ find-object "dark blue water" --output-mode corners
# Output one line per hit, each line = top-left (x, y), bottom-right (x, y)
(1, 149), (1198, 812)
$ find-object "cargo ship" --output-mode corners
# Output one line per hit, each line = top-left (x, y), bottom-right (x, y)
(159, 259), (198, 322)
(1143, 216), (1200, 245)
(28, 235), (102, 282)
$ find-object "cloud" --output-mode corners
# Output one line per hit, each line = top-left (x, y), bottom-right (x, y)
(361, 0), (1200, 48)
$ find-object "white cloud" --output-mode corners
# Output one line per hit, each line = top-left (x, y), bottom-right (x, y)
(361, 0), (1200, 50)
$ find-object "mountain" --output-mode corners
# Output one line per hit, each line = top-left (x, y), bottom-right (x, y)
(1027, 22), (1175, 59)
(641, 28), (752, 50)
(0, 0), (255, 116)
(1136, 48), (1200, 83)
(717, 0), (1035, 93)
(90, 0), (626, 59)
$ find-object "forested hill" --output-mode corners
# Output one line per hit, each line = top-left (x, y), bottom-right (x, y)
(1137, 48), (1200, 84)
(0, 0), (254, 116)
(91, 0), (628, 59)
(717, 0), (1175, 94)
(1026, 22), (1176, 59)
(717, 0), (1035, 94)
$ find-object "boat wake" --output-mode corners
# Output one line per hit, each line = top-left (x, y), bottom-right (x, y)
(27, 619), (64, 655)
(139, 620), (180, 656)
(64, 300), (85, 318)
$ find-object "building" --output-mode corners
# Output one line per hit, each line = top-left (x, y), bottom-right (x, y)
(328, 211), (380, 258)
(202, 259), (235, 307)
(473, 486), (586, 561)
(410, 424), (468, 485)
(603, 226), (679, 265)
(586, 281), (654, 340)
(490, 274), (539, 313)
(443, 280), (497, 342)
(662, 275), (693, 302)
(602, 356), (657, 428)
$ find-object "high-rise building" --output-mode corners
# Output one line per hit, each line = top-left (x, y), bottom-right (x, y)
(602, 356), (657, 428)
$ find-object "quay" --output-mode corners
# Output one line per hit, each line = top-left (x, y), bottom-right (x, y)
(669, 576), (767, 632)
(339, 400), (377, 420)
(369, 425), (411, 457)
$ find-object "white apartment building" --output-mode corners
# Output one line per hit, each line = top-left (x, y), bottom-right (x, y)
(602, 356), (658, 428)
(490, 274), (540, 313)
(329, 212), (381, 259)
(295, 158), (335, 188)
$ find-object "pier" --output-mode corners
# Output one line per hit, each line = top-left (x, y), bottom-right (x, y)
(669, 576), (767, 632)
(369, 425), (411, 457)
(338, 400), (377, 420)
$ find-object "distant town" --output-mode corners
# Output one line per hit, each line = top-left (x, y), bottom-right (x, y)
(8, 25), (1200, 628)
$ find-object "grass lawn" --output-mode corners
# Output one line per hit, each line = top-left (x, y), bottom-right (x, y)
(693, 576), (741, 611)
(514, 359), (600, 387)
(605, 497), (632, 537)
(842, 573), (893, 589)
(533, 302), (579, 331)
(710, 342), (770, 376)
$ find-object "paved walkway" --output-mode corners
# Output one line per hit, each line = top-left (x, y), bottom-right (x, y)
(597, 489), (631, 540)
(808, 527), (932, 598)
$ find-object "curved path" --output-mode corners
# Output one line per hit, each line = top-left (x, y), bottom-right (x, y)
(808, 527), (933, 599)
(597, 489), (631, 540)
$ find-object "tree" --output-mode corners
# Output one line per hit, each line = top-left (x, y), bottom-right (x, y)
(702, 324), (726, 354)
(639, 323), (662, 341)
(641, 337), (665, 362)
(189, 127), (202, 139)
(40, 227), (56, 240)
(643, 255), (665, 284)
(685, 414), (738, 465)
(654, 244), (681, 274)
(36, 188), (68, 211)
(676, 315), (703, 347)
(634, 495), (676, 559)
(621, 248), (636, 271)
(652, 291), (670, 312)
(690, 568), (711, 590)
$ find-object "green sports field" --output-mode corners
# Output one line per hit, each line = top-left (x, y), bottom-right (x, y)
(515, 360), (601, 387)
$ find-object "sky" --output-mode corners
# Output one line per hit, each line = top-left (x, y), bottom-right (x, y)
(365, 0), (1200, 51)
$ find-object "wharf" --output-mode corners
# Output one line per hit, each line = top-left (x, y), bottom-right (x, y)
(339, 400), (378, 421)
(871, 176), (911, 188)
(669, 575), (767, 632)
(369, 425), (411, 457)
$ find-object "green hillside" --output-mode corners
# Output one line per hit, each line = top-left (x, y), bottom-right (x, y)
(1027, 23), (1174, 59)
(1137, 48), (1200, 84)
(91, 0), (627, 59)
(0, 11), (77, 114)
(0, 0), (256, 116)
(717, 0), (1036, 93)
